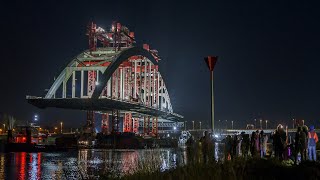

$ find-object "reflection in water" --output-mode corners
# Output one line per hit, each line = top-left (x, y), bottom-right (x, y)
(0, 144), (225, 179)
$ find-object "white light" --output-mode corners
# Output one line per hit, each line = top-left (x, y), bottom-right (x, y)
(34, 115), (38, 118)
(95, 81), (99, 85)
(214, 134), (219, 138)
(173, 126), (177, 130)
(167, 134), (170, 137)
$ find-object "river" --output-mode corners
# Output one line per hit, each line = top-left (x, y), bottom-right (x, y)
(0, 143), (224, 179)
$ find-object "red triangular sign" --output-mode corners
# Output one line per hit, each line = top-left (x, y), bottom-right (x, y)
(204, 56), (218, 71)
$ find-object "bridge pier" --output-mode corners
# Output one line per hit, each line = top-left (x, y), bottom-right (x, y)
(85, 110), (95, 133)
(101, 113), (109, 134)
(111, 110), (120, 133)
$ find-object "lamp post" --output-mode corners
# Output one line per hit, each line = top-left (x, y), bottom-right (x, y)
(200, 121), (202, 130)
(260, 119), (262, 129)
(265, 120), (268, 129)
(292, 119), (295, 129)
(231, 121), (234, 130)
(225, 120), (228, 129)
(254, 119), (257, 129)
(3, 124), (5, 132)
(60, 122), (63, 134)
(192, 121), (194, 130)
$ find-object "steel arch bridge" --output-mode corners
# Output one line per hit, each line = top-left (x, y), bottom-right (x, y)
(27, 22), (183, 136)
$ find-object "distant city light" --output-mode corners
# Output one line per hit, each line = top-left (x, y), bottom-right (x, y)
(173, 126), (177, 130)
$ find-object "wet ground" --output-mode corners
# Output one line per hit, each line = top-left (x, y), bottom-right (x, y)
(0, 143), (225, 179)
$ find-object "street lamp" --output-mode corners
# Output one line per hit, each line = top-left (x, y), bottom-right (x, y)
(292, 119), (295, 129)
(3, 124), (5, 131)
(225, 120), (228, 129)
(199, 121), (202, 130)
(265, 120), (268, 129)
(260, 119), (262, 129)
(231, 121), (234, 130)
(192, 121), (194, 130)
(60, 122), (63, 133)
(254, 119), (257, 129)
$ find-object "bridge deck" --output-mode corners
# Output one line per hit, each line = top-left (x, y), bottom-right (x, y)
(27, 97), (183, 121)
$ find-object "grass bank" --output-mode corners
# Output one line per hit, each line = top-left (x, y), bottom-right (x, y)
(103, 158), (320, 180)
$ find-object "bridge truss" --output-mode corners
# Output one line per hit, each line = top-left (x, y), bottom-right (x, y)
(27, 22), (183, 136)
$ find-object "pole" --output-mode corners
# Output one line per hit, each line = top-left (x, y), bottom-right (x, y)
(200, 122), (202, 130)
(231, 121), (233, 130)
(185, 121), (187, 131)
(205, 56), (218, 132)
(260, 119), (262, 129)
(292, 119), (295, 129)
(60, 122), (63, 134)
(192, 121), (194, 130)
(266, 120), (268, 129)
(254, 119), (257, 129)
(210, 70), (214, 131)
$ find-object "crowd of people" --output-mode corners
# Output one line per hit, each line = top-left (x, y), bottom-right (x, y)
(186, 124), (318, 164)
(224, 124), (319, 163)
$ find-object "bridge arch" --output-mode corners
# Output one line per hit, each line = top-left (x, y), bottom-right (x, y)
(91, 46), (158, 99)
(44, 46), (173, 112)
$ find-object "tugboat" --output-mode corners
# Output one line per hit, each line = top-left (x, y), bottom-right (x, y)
(4, 124), (72, 152)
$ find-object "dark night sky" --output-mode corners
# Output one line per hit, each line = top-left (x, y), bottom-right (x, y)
(1, 0), (320, 129)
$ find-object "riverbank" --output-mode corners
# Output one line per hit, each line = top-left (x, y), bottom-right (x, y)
(111, 158), (320, 180)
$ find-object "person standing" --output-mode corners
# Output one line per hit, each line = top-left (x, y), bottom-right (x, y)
(241, 132), (250, 159)
(250, 132), (256, 157)
(254, 130), (260, 157)
(308, 125), (318, 161)
(274, 124), (286, 160)
(301, 126), (308, 160)
(260, 130), (268, 157)
(294, 126), (306, 164)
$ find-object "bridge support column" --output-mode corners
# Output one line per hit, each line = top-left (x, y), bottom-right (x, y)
(101, 113), (109, 134)
(123, 113), (132, 132)
(107, 78), (111, 97)
(133, 61), (137, 99)
(120, 68), (123, 100)
(62, 81), (66, 98)
(86, 110), (95, 133)
(143, 116), (148, 135)
(152, 117), (158, 136)
(144, 59), (147, 105)
(133, 118), (139, 133)
(80, 70), (84, 98)
(72, 71), (76, 98)
(111, 110), (119, 134)
(157, 72), (159, 109)
(149, 61), (152, 107)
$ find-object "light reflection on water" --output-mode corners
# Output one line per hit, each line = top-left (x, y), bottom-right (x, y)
(0, 144), (224, 179)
